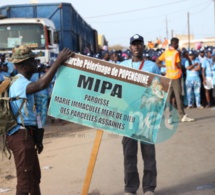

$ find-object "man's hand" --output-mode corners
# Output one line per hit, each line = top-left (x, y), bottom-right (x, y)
(55, 48), (74, 65)
(36, 143), (43, 154)
(203, 79), (207, 86)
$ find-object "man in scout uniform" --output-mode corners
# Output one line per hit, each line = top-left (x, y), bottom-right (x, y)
(120, 34), (160, 195)
(7, 45), (73, 195)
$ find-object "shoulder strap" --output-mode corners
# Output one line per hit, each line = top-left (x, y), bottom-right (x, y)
(139, 60), (145, 70)
(13, 98), (27, 127)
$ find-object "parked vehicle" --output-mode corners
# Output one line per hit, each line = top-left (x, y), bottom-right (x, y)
(0, 3), (98, 62)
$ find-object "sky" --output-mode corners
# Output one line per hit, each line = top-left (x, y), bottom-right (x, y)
(0, 0), (214, 47)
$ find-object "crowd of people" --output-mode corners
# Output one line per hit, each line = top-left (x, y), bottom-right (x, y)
(1, 40), (215, 125)
(82, 41), (215, 112)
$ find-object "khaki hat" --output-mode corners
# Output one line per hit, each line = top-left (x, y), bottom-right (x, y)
(0, 77), (10, 94)
(9, 45), (37, 63)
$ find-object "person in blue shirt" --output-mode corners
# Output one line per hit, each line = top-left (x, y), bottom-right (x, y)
(198, 49), (206, 66)
(7, 61), (15, 76)
(202, 48), (213, 107)
(0, 63), (10, 77)
(7, 45), (73, 195)
(31, 64), (49, 126)
(211, 53), (215, 109)
(180, 49), (189, 106)
(0, 72), (4, 83)
(120, 34), (158, 195)
(44, 64), (56, 99)
(185, 50), (203, 109)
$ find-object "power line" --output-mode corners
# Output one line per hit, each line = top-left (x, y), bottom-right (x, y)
(89, 1), (205, 24)
(190, 2), (212, 15)
(85, 0), (190, 19)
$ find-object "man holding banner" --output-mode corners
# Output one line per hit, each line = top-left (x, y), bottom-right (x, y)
(6, 45), (73, 195)
(120, 34), (160, 195)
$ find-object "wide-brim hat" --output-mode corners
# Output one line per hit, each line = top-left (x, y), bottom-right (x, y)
(0, 77), (10, 94)
(9, 45), (37, 63)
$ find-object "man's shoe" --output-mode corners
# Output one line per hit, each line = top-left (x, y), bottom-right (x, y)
(181, 114), (195, 122)
(144, 191), (155, 195)
(124, 192), (136, 195)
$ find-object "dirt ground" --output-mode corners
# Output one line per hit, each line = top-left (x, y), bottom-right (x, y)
(0, 108), (215, 195)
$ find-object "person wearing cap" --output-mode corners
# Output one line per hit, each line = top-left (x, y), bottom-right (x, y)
(185, 50), (203, 109)
(198, 49), (205, 66)
(156, 37), (195, 123)
(6, 45), (73, 195)
(201, 48), (214, 107)
(120, 34), (160, 195)
(109, 50), (120, 64)
(101, 50), (110, 61)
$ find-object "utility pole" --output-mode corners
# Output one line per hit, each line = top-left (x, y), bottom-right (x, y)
(214, 0), (215, 34)
(171, 29), (174, 38)
(166, 17), (169, 40)
(187, 12), (190, 50)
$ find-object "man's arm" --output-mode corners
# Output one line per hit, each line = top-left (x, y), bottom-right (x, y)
(176, 62), (182, 69)
(26, 48), (74, 94)
(186, 62), (198, 70)
(211, 63), (215, 71)
(192, 63), (201, 71)
(156, 59), (165, 68)
(202, 67), (206, 85)
(201, 60), (207, 85)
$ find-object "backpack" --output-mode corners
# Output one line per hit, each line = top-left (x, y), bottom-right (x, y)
(0, 76), (27, 158)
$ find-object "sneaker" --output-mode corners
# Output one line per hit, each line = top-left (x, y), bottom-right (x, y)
(181, 114), (195, 122)
(145, 191), (155, 195)
(124, 193), (136, 195)
(197, 105), (204, 109)
(186, 106), (192, 109)
(205, 103), (211, 108)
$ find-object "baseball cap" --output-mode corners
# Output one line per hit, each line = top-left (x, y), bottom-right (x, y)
(188, 50), (195, 56)
(206, 47), (212, 53)
(9, 45), (37, 63)
(130, 34), (144, 44)
(199, 48), (205, 53)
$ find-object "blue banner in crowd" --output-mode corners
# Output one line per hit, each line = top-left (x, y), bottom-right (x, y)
(48, 54), (177, 144)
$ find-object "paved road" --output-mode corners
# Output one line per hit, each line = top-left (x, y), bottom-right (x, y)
(0, 108), (215, 195)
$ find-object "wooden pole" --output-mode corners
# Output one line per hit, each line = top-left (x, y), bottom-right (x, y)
(81, 130), (104, 195)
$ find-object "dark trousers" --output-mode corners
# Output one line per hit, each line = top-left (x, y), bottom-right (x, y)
(168, 77), (185, 118)
(122, 137), (157, 193)
(6, 129), (41, 195)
